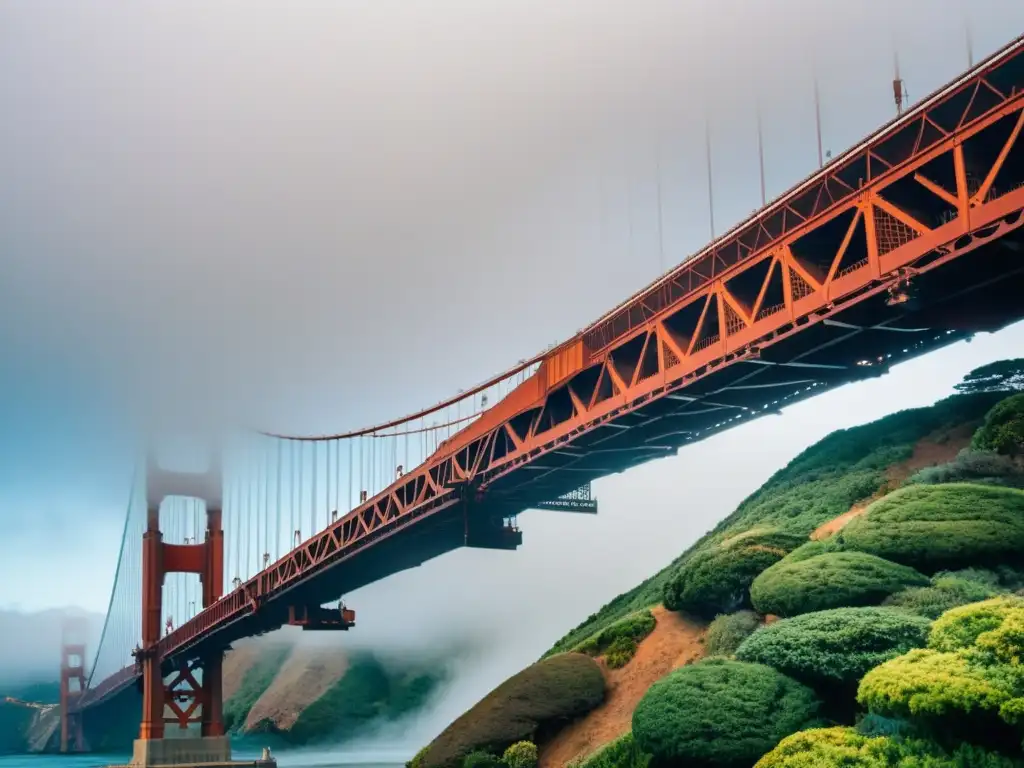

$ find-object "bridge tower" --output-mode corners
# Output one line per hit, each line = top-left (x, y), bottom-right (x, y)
(129, 449), (234, 768)
(59, 615), (89, 753)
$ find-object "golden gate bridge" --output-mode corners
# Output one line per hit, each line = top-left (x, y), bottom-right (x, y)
(53, 29), (1024, 768)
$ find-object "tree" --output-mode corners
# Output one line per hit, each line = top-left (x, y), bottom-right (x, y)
(971, 394), (1024, 458)
(632, 659), (820, 767)
(954, 359), (1024, 395)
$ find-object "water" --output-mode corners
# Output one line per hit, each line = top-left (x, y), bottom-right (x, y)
(0, 752), (403, 768)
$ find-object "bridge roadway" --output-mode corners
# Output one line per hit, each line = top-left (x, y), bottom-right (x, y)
(77, 33), (1024, 713)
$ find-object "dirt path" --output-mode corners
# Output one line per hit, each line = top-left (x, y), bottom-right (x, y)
(538, 606), (705, 768)
(244, 645), (349, 731)
(811, 425), (974, 541)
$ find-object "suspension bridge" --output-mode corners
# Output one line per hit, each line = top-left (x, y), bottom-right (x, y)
(55, 31), (1024, 767)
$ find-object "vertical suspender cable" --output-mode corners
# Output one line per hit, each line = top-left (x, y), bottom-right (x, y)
(291, 441), (298, 546)
(334, 438), (340, 516)
(276, 441), (282, 559)
(245, 456), (252, 577)
(347, 438), (353, 512)
(310, 442), (317, 534)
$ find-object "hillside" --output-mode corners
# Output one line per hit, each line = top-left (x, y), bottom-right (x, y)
(1, 626), (452, 754)
(410, 359), (1024, 768)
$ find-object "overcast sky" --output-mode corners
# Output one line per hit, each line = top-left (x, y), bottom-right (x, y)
(1, 0), (1023, 708)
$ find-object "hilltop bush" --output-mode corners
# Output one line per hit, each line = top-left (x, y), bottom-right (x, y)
(841, 484), (1024, 571)
(662, 529), (804, 618)
(704, 610), (761, 657)
(884, 572), (999, 619)
(905, 449), (1024, 488)
(573, 610), (655, 663)
(754, 727), (1017, 768)
(543, 392), (1003, 652)
(502, 741), (538, 768)
(735, 607), (930, 688)
(462, 752), (502, 768)
(750, 552), (928, 617)
(857, 598), (1024, 745)
(568, 733), (651, 768)
(972, 393), (1024, 457)
(604, 636), (638, 669)
(419, 653), (604, 768)
(632, 659), (820, 767)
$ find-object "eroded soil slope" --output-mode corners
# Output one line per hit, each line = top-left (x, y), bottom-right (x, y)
(244, 645), (349, 731)
(539, 606), (705, 768)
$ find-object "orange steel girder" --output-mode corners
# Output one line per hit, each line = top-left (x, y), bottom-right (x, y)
(78, 36), (1024, 709)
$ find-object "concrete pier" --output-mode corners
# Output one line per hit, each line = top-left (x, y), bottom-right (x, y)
(107, 737), (277, 768)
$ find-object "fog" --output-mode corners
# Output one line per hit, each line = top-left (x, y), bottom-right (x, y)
(2, 0), (1024, 758)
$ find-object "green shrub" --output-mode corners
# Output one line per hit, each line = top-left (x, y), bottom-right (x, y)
(841, 484), (1024, 571)
(569, 733), (651, 768)
(704, 610), (761, 657)
(750, 552), (928, 617)
(857, 597), (1024, 742)
(781, 538), (846, 563)
(604, 636), (638, 669)
(663, 529), (805, 618)
(884, 574), (998, 619)
(420, 653), (605, 768)
(972, 393), (1024, 457)
(502, 741), (538, 768)
(573, 610), (656, 658)
(462, 751), (501, 768)
(927, 596), (1024, 653)
(407, 746), (429, 768)
(735, 607), (931, 687)
(857, 648), (1009, 721)
(905, 449), (1024, 488)
(632, 658), (820, 767)
(754, 726), (1017, 768)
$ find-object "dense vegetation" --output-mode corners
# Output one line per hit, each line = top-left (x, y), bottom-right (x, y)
(568, 733), (650, 768)
(223, 644), (292, 733)
(662, 529), (805, 618)
(632, 659), (820, 767)
(857, 596), (1024, 746)
(704, 610), (761, 657)
(971, 392), (1024, 456)
(545, 390), (1004, 654)
(283, 652), (447, 744)
(749, 552), (928, 617)
(558, 609), (657, 668)
(754, 727), (1017, 768)
(735, 607), (930, 688)
(883, 570), (1001, 618)
(418, 653), (605, 768)
(839, 484), (1024, 571)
